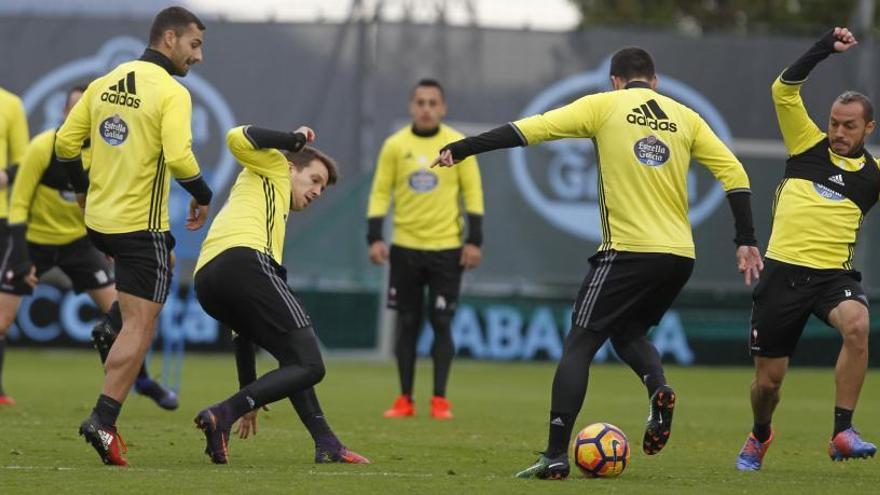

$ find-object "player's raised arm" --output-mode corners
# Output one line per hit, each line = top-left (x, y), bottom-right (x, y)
(227, 125), (311, 177)
(772, 27), (857, 156)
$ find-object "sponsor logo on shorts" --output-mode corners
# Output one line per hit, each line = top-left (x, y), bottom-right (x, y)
(99, 114), (128, 146)
(634, 135), (670, 167)
(813, 182), (845, 201)
(408, 169), (438, 192)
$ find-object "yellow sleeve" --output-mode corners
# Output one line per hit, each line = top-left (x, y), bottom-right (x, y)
(366, 138), (396, 218)
(225, 126), (288, 178)
(7, 96), (29, 166)
(162, 86), (201, 179)
(458, 155), (484, 215)
(690, 114), (750, 191)
(512, 92), (613, 145)
(771, 76), (826, 156)
(55, 83), (94, 160)
(10, 133), (53, 225)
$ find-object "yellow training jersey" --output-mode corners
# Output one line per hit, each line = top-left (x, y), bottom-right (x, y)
(513, 84), (750, 259)
(765, 76), (879, 270)
(9, 129), (89, 245)
(367, 124), (483, 250)
(195, 126), (291, 274)
(55, 56), (201, 234)
(0, 87), (30, 220)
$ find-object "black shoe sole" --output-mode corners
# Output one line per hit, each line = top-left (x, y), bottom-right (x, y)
(643, 387), (675, 455)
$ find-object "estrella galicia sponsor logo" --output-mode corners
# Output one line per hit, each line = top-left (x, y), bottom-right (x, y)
(22, 37), (237, 261)
(100, 71), (140, 108)
(508, 56), (733, 241)
(813, 182), (845, 201)
(634, 135), (670, 166)
(408, 169), (438, 192)
(626, 99), (677, 132)
(100, 115), (128, 145)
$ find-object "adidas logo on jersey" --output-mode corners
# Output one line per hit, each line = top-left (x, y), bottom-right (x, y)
(100, 71), (141, 108)
(828, 174), (845, 186)
(626, 99), (678, 132)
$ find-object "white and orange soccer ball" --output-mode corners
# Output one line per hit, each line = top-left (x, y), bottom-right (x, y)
(572, 422), (630, 478)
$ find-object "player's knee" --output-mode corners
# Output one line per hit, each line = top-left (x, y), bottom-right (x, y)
(839, 315), (869, 347)
(398, 311), (422, 332)
(428, 310), (453, 334)
(755, 373), (783, 394)
(306, 359), (326, 384)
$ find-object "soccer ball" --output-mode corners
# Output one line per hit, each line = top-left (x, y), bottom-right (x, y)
(572, 422), (630, 478)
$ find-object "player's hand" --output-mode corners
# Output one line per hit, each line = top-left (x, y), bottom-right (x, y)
(235, 410), (259, 439)
(76, 193), (87, 211)
(23, 265), (37, 288)
(460, 243), (482, 270)
(832, 27), (858, 52)
(431, 149), (456, 168)
(368, 241), (389, 265)
(294, 126), (316, 143)
(186, 198), (209, 231)
(0, 170), (8, 190)
(736, 245), (763, 286)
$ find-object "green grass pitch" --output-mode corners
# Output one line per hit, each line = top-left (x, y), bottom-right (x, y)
(1, 349), (877, 494)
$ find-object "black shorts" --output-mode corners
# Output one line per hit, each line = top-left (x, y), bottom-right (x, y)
(0, 235), (114, 296)
(387, 245), (463, 314)
(87, 228), (174, 304)
(571, 250), (694, 338)
(749, 258), (868, 358)
(195, 247), (312, 342)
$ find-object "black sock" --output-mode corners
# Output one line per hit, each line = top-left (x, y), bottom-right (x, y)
(0, 337), (6, 395)
(546, 412), (575, 458)
(93, 394), (122, 426)
(752, 421), (772, 443)
(611, 336), (666, 397)
(833, 407), (853, 437)
(218, 389), (256, 428)
(290, 388), (333, 441)
(429, 310), (454, 398)
(137, 363), (149, 380)
(394, 311), (422, 397)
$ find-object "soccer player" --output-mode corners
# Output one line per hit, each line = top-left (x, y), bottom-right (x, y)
(367, 79), (484, 420)
(0, 85), (28, 406)
(735, 27), (877, 471)
(192, 125), (368, 465)
(1, 85), (177, 411)
(55, 6), (212, 466)
(433, 47), (762, 479)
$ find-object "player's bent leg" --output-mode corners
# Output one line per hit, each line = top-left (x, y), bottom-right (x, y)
(428, 309), (454, 419)
(827, 300), (875, 460)
(736, 356), (787, 471)
(611, 334), (674, 455)
(515, 324), (607, 479)
(196, 326), (327, 464)
(0, 293), (23, 405)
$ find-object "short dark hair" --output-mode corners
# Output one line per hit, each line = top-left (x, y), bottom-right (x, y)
(836, 91), (875, 123)
(65, 84), (88, 109)
(609, 47), (656, 81)
(411, 78), (445, 100)
(149, 6), (205, 46)
(284, 146), (339, 186)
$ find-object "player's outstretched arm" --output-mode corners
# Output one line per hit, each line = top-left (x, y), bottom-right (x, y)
(432, 123), (525, 167)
